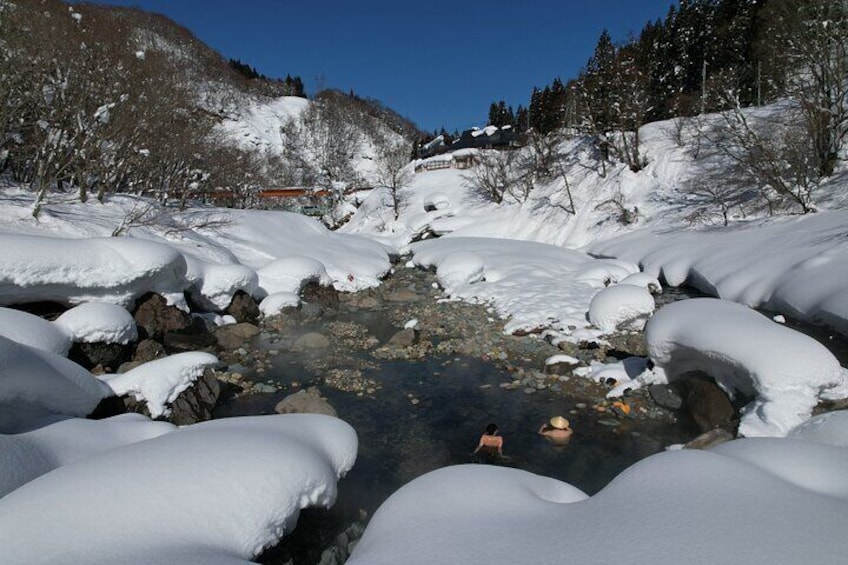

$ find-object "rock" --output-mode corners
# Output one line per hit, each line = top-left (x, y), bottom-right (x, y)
(301, 281), (340, 310)
(214, 322), (260, 351)
(253, 383), (277, 394)
(684, 428), (735, 450)
(384, 288), (420, 303)
(294, 332), (330, 349)
(133, 293), (191, 339)
(648, 383), (684, 410)
(163, 317), (217, 353)
(68, 341), (130, 371)
(300, 302), (324, 319)
(348, 295), (380, 309)
(132, 338), (166, 364)
(684, 376), (737, 433)
(275, 386), (337, 417)
(386, 328), (417, 348)
(225, 290), (260, 324)
(122, 368), (220, 425)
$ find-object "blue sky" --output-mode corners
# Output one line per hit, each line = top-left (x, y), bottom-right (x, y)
(84, 0), (677, 133)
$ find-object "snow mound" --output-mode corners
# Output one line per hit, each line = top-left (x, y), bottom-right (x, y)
(348, 438), (848, 565)
(0, 414), (174, 497)
(434, 251), (485, 289)
(618, 272), (662, 293)
(413, 237), (639, 337)
(99, 352), (218, 418)
(0, 234), (188, 308)
(184, 255), (258, 311)
(0, 414), (358, 564)
(788, 410), (848, 447)
(0, 307), (72, 355)
(259, 292), (300, 316)
(54, 302), (138, 344)
(0, 335), (112, 433)
(588, 284), (655, 333)
(645, 298), (848, 437)
(257, 255), (332, 298)
(423, 192), (450, 211)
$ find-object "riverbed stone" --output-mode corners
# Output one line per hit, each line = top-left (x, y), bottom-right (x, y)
(275, 386), (337, 417)
(684, 428), (734, 449)
(68, 341), (129, 371)
(163, 317), (217, 353)
(384, 288), (420, 302)
(301, 281), (340, 310)
(294, 332), (331, 349)
(215, 322), (260, 350)
(133, 338), (166, 364)
(386, 328), (417, 348)
(648, 383), (684, 410)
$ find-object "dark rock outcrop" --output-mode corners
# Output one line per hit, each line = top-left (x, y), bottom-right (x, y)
(133, 293), (191, 339)
(121, 367), (220, 425)
(226, 290), (260, 324)
(301, 281), (340, 310)
(68, 341), (131, 372)
(683, 376), (737, 433)
(163, 317), (216, 353)
(684, 428), (734, 449)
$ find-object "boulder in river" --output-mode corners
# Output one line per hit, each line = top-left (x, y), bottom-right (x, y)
(301, 281), (340, 310)
(133, 293), (191, 339)
(684, 428), (734, 449)
(386, 328), (417, 348)
(294, 332), (330, 350)
(683, 375), (737, 433)
(225, 290), (260, 324)
(648, 383), (684, 410)
(214, 322), (260, 351)
(275, 386), (337, 417)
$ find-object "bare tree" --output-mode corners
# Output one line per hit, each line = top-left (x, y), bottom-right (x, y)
(375, 140), (412, 220)
(465, 150), (515, 204)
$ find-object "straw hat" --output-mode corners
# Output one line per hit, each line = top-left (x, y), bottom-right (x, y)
(550, 416), (570, 430)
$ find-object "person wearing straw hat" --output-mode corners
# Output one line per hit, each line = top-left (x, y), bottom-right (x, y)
(538, 416), (573, 445)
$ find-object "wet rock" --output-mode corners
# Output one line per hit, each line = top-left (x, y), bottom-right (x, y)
(648, 383), (684, 410)
(294, 332), (331, 349)
(684, 428), (735, 450)
(253, 383), (277, 394)
(133, 293), (191, 339)
(68, 341), (130, 371)
(684, 376), (737, 433)
(225, 291), (260, 324)
(275, 386), (337, 417)
(163, 317), (216, 353)
(300, 302), (324, 319)
(215, 322), (260, 350)
(386, 328), (417, 348)
(301, 281), (340, 310)
(346, 295), (380, 309)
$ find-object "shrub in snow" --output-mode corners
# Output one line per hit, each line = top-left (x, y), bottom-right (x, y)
(0, 307), (72, 355)
(256, 255), (332, 299)
(588, 284), (655, 333)
(0, 234), (188, 308)
(0, 414), (358, 564)
(99, 352), (219, 418)
(347, 438), (848, 565)
(53, 302), (138, 344)
(645, 298), (848, 437)
(259, 292), (300, 316)
(0, 335), (112, 433)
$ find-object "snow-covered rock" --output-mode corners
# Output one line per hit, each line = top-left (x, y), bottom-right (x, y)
(259, 292), (300, 316)
(644, 298), (848, 437)
(0, 335), (112, 433)
(588, 284), (655, 333)
(257, 255), (332, 298)
(0, 307), (72, 355)
(99, 352), (219, 418)
(54, 302), (138, 344)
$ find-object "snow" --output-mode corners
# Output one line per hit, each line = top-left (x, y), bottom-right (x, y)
(0, 414), (357, 565)
(545, 354), (579, 366)
(259, 292), (300, 316)
(0, 233), (188, 309)
(0, 307), (72, 355)
(643, 298), (848, 437)
(216, 96), (309, 155)
(256, 255), (332, 299)
(413, 237), (637, 337)
(53, 301), (138, 344)
(587, 283), (655, 333)
(788, 410), (848, 447)
(0, 414), (175, 497)
(99, 352), (219, 418)
(0, 335), (112, 433)
(347, 438), (848, 565)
